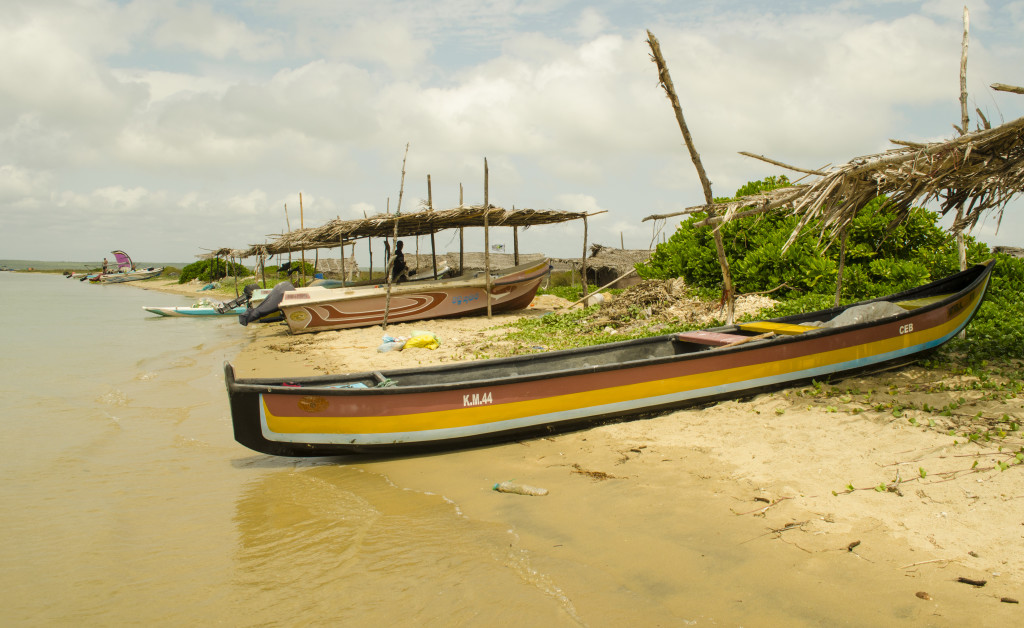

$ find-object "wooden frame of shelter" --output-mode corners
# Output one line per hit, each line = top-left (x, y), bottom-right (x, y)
(242, 203), (590, 288)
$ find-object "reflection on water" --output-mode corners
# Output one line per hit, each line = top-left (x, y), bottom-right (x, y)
(233, 466), (582, 626)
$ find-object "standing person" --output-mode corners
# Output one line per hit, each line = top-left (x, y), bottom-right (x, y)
(102, 258), (108, 274)
(391, 240), (408, 282)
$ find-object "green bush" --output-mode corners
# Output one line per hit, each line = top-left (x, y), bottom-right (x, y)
(945, 254), (1024, 361)
(178, 259), (253, 284)
(638, 181), (989, 301)
(633, 175), (1022, 362)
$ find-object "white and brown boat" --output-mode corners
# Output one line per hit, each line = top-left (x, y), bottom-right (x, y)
(225, 260), (994, 457)
(276, 259), (551, 334)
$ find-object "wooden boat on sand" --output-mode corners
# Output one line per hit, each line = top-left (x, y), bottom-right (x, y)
(224, 260), (994, 457)
(276, 259), (551, 334)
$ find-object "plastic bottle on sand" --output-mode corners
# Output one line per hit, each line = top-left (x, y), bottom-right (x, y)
(493, 481), (548, 496)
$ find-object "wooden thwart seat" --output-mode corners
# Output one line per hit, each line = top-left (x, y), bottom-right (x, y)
(739, 321), (818, 335)
(894, 294), (952, 310)
(675, 331), (749, 346)
(675, 330), (774, 347)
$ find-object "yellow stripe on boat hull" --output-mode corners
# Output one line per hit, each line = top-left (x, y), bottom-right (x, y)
(262, 284), (983, 437)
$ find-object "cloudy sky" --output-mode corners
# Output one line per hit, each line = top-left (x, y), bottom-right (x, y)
(2, 0), (1022, 265)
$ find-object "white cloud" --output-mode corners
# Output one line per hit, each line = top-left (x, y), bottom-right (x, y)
(0, 165), (51, 203)
(151, 3), (283, 61)
(1, 1), (1022, 261)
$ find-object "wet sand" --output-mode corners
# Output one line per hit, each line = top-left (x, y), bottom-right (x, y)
(134, 277), (1024, 622)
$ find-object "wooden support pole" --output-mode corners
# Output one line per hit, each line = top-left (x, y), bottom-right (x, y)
(428, 174), (437, 278)
(232, 254), (239, 297)
(956, 7), (970, 339)
(299, 193), (306, 287)
(484, 158), (492, 318)
(459, 183), (465, 275)
(284, 204), (292, 268)
(581, 215), (589, 301)
(383, 143), (409, 330)
(342, 236), (350, 286)
(260, 247), (267, 288)
(647, 29), (734, 324)
(513, 225), (519, 266)
(834, 228), (847, 308)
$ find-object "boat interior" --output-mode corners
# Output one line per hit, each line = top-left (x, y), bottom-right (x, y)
(235, 261), (984, 391)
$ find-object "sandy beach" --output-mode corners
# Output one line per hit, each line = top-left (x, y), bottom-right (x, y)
(133, 277), (1024, 621)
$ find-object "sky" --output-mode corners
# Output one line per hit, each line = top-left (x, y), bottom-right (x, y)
(1, 0), (1023, 265)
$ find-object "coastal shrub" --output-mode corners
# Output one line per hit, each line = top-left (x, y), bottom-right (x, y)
(178, 259), (253, 284)
(638, 179), (989, 301)
(943, 254), (1024, 362)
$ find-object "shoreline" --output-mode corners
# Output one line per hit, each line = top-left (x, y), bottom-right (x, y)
(128, 276), (1024, 614)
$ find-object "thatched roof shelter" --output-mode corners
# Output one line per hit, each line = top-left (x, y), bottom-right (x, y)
(244, 204), (587, 257)
(553, 244), (652, 287)
(644, 112), (1024, 248)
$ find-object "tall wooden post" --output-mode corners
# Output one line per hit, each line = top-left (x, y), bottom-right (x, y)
(383, 143), (409, 330)
(581, 215), (589, 302)
(260, 246), (267, 288)
(955, 7), (970, 338)
(834, 229), (848, 307)
(428, 174), (437, 278)
(232, 254), (239, 297)
(484, 158), (492, 318)
(513, 226), (519, 266)
(299, 193), (306, 287)
(459, 183), (465, 275)
(284, 204), (292, 269)
(647, 30), (734, 324)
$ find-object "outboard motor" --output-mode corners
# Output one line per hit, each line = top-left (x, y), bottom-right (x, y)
(239, 282), (294, 326)
(216, 283), (260, 312)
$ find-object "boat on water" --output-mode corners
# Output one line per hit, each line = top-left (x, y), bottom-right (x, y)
(275, 259), (551, 334)
(96, 267), (163, 283)
(224, 260), (995, 457)
(143, 304), (246, 317)
(145, 285), (283, 322)
(89, 250), (162, 283)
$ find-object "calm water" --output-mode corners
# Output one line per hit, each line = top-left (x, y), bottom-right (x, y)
(2, 273), (1014, 627)
(0, 274), (582, 626)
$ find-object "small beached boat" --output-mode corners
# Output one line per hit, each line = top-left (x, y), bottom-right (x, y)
(224, 260), (994, 457)
(275, 259), (551, 334)
(143, 304), (246, 317)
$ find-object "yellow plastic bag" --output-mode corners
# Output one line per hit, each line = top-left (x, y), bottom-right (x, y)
(403, 331), (440, 350)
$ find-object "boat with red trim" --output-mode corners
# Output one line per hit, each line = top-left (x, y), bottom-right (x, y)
(224, 260), (994, 457)
(276, 259), (551, 334)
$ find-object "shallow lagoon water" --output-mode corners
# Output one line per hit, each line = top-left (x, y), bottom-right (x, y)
(1, 272), (1015, 627)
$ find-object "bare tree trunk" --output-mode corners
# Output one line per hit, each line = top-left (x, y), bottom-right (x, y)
(646, 30), (734, 323)
(957, 7), (970, 338)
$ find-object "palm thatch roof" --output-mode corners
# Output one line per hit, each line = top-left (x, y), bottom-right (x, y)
(644, 112), (1024, 248)
(242, 204), (586, 257)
